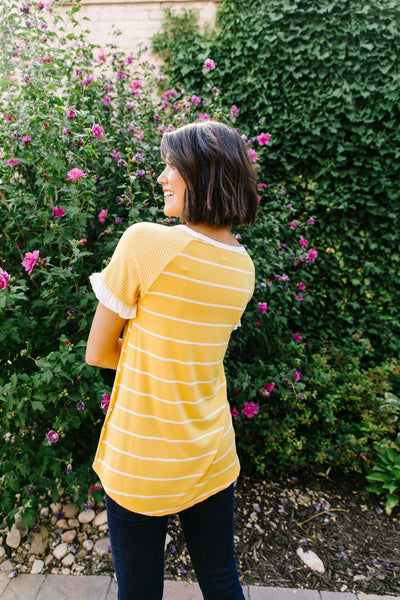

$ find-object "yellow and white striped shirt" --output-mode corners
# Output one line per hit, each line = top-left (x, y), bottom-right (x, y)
(90, 222), (255, 515)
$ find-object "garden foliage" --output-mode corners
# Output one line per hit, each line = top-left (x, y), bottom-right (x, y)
(0, 0), (399, 524)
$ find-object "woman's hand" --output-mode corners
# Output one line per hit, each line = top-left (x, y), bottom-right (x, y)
(86, 302), (127, 370)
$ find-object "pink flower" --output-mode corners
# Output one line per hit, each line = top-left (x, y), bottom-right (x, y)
(308, 217), (315, 225)
(92, 123), (104, 139)
(88, 483), (101, 497)
(294, 370), (302, 383)
(102, 96), (111, 105)
(258, 302), (268, 314)
(191, 95), (201, 106)
(117, 70), (126, 79)
(65, 168), (87, 181)
(130, 80), (142, 95)
(293, 332), (302, 342)
(260, 382), (275, 397)
(231, 105), (239, 115)
(298, 282), (306, 291)
(101, 393), (111, 413)
(7, 158), (19, 166)
(204, 58), (216, 70)
(21, 250), (40, 275)
(248, 148), (258, 163)
(198, 113), (211, 121)
(307, 249), (318, 262)
(299, 236), (308, 248)
(67, 108), (76, 119)
(257, 132), (272, 146)
(80, 238), (87, 245)
(297, 294), (304, 301)
(290, 221), (297, 228)
(21, 135), (31, 146)
(98, 51), (107, 63)
(231, 407), (239, 421)
(44, 55), (51, 63)
(46, 430), (59, 444)
(5, 114), (12, 123)
(0, 268), (10, 290)
(52, 206), (66, 218)
(241, 402), (259, 418)
(98, 209), (108, 224)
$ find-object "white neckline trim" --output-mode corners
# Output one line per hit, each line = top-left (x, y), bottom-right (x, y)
(177, 225), (246, 253)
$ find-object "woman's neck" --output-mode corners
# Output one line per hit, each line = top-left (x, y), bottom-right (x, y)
(183, 223), (242, 247)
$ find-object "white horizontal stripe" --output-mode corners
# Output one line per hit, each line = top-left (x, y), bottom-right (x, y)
(107, 420), (224, 443)
(118, 380), (226, 406)
(101, 439), (217, 462)
(115, 401), (225, 425)
(139, 305), (234, 328)
(97, 458), (204, 482)
(162, 270), (253, 293)
(146, 291), (244, 310)
(121, 363), (220, 386)
(179, 252), (253, 274)
(126, 342), (222, 366)
(101, 480), (238, 514)
(129, 322), (228, 346)
(193, 458), (238, 488)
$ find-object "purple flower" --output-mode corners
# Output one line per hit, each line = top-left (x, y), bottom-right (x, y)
(46, 430), (59, 444)
(191, 95), (201, 106)
(136, 169), (146, 180)
(20, 3), (30, 13)
(293, 332), (302, 342)
(101, 393), (111, 413)
(258, 302), (268, 314)
(308, 217), (315, 225)
(115, 217), (122, 225)
(115, 196), (123, 205)
(27, 485), (34, 494)
(12, 130), (21, 140)
(76, 401), (85, 411)
(231, 105), (239, 116)
(66, 465), (72, 474)
(67, 309), (75, 316)
(21, 135), (31, 146)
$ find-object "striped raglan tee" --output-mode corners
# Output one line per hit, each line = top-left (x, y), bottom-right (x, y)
(90, 222), (255, 516)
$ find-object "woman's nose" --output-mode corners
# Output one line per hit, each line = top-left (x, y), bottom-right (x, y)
(157, 168), (167, 185)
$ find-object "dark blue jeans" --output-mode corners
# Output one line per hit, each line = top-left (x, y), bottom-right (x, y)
(106, 484), (245, 600)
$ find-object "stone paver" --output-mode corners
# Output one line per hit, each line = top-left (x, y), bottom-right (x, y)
(358, 595), (400, 600)
(321, 593), (357, 600)
(0, 574), (46, 600)
(248, 585), (320, 599)
(34, 574), (111, 599)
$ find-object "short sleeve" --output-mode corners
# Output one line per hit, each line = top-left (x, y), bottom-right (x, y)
(90, 226), (141, 316)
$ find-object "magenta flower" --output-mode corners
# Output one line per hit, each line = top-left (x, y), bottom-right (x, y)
(298, 282), (306, 291)
(248, 148), (258, 163)
(294, 371), (302, 383)
(21, 250), (40, 276)
(307, 249), (318, 262)
(98, 51), (107, 63)
(101, 393), (111, 413)
(7, 158), (19, 166)
(92, 123), (104, 139)
(299, 236), (308, 248)
(231, 105), (239, 116)
(0, 268), (10, 290)
(257, 132), (272, 146)
(242, 402), (260, 418)
(65, 168), (87, 181)
(290, 221), (297, 228)
(230, 407), (239, 421)
(308, 217), (315, 225)
(198, 113), (211, 121)
(191, 95), (201, 106)
(46, 430), (59, 444)
(258, 302), (268, 314)
(5, 114), (12, 123)
(21, 135), (31, 146)
(102, 96), (111, 105)
(204, 58), (216, 70)
(67, 108), (76, 119)
(117, 70), (127, 79)
(52, 206), (66, 218)
(297, 294), (304, 301)
(98, 209), (108, 224)
(260, 382), (275, 397)
(131, 80), (142, 94)
(293, 332), (303, 342)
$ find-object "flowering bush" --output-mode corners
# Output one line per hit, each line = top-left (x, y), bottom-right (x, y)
(0, 0), (398, 525)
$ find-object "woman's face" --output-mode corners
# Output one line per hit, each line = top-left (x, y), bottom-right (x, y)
(157, 164), (187, 218)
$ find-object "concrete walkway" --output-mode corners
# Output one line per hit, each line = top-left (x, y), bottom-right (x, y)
(0, 574), (399, 600)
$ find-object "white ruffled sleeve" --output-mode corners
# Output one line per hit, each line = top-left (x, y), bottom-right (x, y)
(89, 273), (137, 319)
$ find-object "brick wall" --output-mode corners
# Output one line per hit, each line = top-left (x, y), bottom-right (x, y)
(57, 0), (220, 56)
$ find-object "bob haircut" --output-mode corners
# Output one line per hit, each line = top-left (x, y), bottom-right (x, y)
(160, 120), (258, 227)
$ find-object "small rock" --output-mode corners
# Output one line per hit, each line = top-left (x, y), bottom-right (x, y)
(75, 565), (85, 573)
(44, 555), (53, 567)
(40, 507), (49, 518)
(31, 559), (44, 575)
(94, 537), (111, 555)
(61, 553), (75, 567)
(53, 542), (68, 560)
(164, 533), (171, 552)
(56, 519), (69, 530)
(83, 539), (94, 551)
(63, 503), (79, 519)
(0, 547), (5, 558)
(51, 567), (59, 574)
(93, 510), (107, 527)
(61, 530), (76, 543)
(61, 567), (70, 575)
(353, 574), (367, 581)
(6, 528), (21, 549)
(296, 546), (325, 574)
(99, 524), (109, 532)
(78, 509), (95, 524)
(68, 519), (80, 528)
(0, 560), (14, 572)
(50, 502), (62, 516)
(29, 527), (49, 556)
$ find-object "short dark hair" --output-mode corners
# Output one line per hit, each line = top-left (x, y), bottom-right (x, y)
(160, 120), (258, 227)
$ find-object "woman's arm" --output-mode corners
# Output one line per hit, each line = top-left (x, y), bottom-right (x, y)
(86, 302), (128, 370)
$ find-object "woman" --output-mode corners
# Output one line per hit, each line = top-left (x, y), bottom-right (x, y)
(86, 120), (258, 600)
